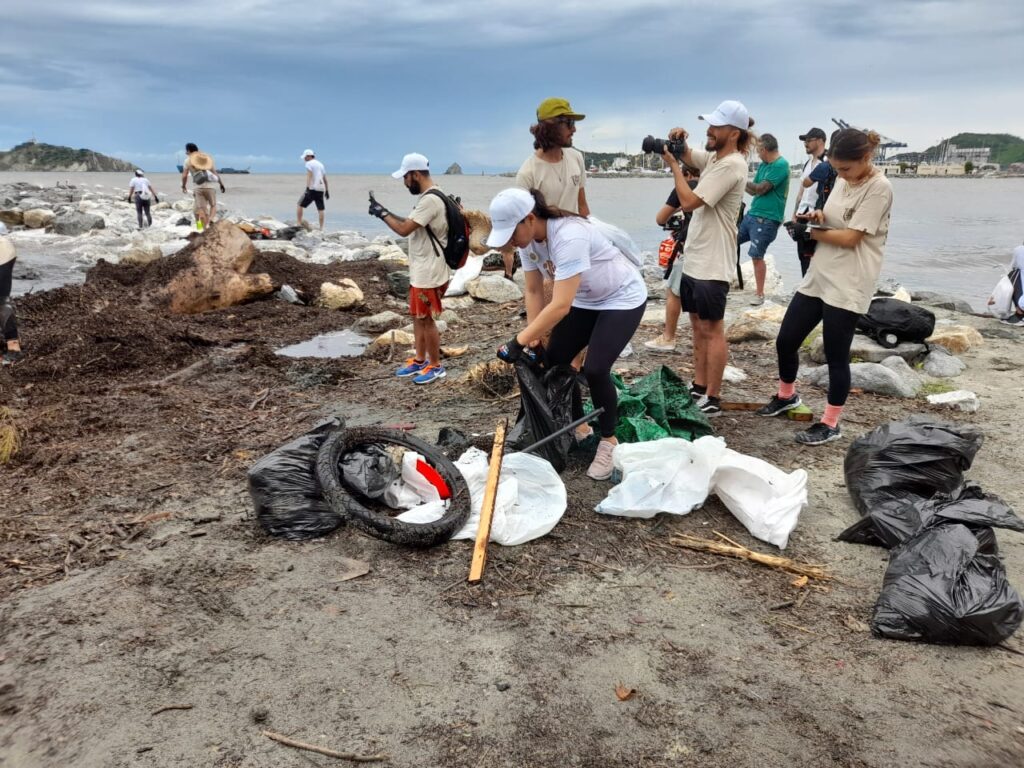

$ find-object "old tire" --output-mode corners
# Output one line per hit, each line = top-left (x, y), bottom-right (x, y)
(315, 426), (471, 547)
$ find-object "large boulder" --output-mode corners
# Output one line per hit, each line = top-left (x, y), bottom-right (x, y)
(51, 211), (105, 236)
(354, 310), (405, 334)
(879, 355), (924, 392)
(443, 295), (476, 310)
(809, 334), (926, 364)
(23, 208), (56, 229)
(160, 221), (273, 314)
(0, 209), (23, 227)
(641, 303), (666, 327)
(911, 291), (974, 314)
(369, 329), (416, 351)
(387, 271), (411, 298)
(922, 348), (966, 378)
(120, 245), (162, 266)
(318, 279), (364, 310)
(467, 274), (523, 303)
(733, 254), (784, 295)
(802, 361), (918, 398)
(726, 306), (786, 343)
(926, 325), (984, 354)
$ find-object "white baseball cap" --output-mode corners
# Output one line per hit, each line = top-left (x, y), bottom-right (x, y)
(391, 152), (430, 178)
(301, 149), (315, 159)
(699, 100), (750, 130)
(485, 188), (535, 248)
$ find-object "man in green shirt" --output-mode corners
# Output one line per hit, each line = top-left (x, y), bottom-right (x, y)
(738, 133), (790, 305)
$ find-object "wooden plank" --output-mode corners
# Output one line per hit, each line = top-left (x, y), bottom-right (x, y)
(720, 401), (813, 421)
(468, 419), (507, 583)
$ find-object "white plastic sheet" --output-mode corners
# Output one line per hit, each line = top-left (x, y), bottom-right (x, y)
(595, 436), (807, 549)
(587, 216), (644, 269)
(383, 451), (440, 509)
(397, 448), (567, 545)
(444, 254), (485, 296)
(988, 274), (1015, 318)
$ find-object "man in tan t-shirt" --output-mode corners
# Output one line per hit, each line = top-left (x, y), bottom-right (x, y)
(369, 152), (451, 386)
(662, 100), (753, 417)
(510, 97), (591, 279)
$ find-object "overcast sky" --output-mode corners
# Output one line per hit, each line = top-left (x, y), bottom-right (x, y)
(2, 0), (1022, 173)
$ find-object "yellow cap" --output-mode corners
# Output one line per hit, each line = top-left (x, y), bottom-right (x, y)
(536, 98), (585, 122)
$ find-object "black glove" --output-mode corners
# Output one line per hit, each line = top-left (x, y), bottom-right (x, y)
(154, 197), (160, 204)
(368, 193), (390, 219)
(497, 337), (525, 363)
(784, 220), (810, 242)
(324, 190), (330, 200)
(126, 195), (132, 203)
(219, 183), (226, 193)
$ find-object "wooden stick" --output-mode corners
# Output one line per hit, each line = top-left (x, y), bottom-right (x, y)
(262, 730), (388, 762)
(469, 419), (507, 583)
(151, 704), (193, 716)
(668, 532), (833, 581)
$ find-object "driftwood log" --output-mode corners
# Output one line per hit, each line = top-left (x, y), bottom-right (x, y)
(161, 221), (273, 314)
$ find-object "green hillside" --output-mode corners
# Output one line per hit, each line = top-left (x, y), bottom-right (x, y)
(0, 142), (136, 172)
(923, 133), (1024, 165)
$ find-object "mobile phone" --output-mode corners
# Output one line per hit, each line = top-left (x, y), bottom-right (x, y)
(807, 224), (833, 231)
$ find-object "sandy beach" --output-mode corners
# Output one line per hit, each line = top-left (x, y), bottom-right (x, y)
(1, 180), (1023, 768)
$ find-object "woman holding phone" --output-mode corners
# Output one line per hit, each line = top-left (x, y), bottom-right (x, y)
(757, 129), (893, 445)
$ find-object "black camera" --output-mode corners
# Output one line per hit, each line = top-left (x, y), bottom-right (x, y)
(642, 135), (686, 159)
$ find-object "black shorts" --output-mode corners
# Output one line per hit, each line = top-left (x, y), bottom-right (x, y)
(298, 189), (325, 211)
(679, 274), (729, 321)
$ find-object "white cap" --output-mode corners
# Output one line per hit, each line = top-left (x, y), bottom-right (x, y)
(391, 152), (430, 179)
(485, 188), (535, 248)
(301, 148), (315, 159)
(698, 100), (750, 130)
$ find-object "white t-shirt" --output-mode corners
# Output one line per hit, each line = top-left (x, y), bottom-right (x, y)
(519, 217), (647, 311)
(681, 148), (748, 283)
(1010, 244), (1024, 272)
(305, 159), (327, 191)
(515, 149), (586, 213)
(797, 156), (823, 213)
(407, 189), (451, 290)
(129, 177), (154, 199)
(0, 237), (14, 267)
(798, 173), (894, 314)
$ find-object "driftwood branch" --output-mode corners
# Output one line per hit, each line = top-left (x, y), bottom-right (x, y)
(262, 730), (388, 762)
(669, 532), (833, 581)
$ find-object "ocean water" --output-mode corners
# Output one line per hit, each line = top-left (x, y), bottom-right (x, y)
(4, 171), (1022, 309)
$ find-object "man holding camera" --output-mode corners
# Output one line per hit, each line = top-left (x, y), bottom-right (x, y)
(791, 127), (827, 275)
(661, 100), (753, 416)
(739, 133), (789, 305)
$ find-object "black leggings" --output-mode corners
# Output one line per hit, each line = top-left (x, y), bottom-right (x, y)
(545, 301), (646, 438)
(776, 291), (860, 407)
(0, 259), (17, 342)
(135, 196), (152, 227)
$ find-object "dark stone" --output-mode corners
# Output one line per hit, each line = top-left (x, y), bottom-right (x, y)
(437, 427), (471, 458)
(495, 682), (511, 692)
(978, 326), (1022, 340)
(387, 271), (410, 298)
(12, 267), (41, 280)
(911, 291), (973, 314)
(51, 212), (105, 236)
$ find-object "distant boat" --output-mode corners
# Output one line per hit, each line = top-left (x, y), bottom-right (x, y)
(175, 165), (250, 174)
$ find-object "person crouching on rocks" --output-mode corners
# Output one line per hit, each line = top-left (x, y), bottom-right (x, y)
(0, 223), (23, 367)
(127, 169), (160, 229)
(487, 188), (648, 481)
(757, 129), (893, 445)
(369, 152), (451, 386)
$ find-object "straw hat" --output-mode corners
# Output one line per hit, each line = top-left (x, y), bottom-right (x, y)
(189, 151), (214, 170)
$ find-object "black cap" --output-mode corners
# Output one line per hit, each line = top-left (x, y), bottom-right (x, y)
(799, 128), (827, 141)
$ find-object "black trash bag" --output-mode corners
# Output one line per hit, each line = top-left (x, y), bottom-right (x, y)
(871, 523), (1024, 645)
(437, 427), (471, 459)
(506, 360), (579, 473)
(844, 417), (983, 531)
(839, 482), (1024, 549)
(856, 297), (936, 348)
(248, 418), (344, 540)
(340, 444), (399, 500)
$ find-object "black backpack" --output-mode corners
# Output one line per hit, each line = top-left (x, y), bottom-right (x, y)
(856, 298), (936, 348)
(424, 189), (470, 271)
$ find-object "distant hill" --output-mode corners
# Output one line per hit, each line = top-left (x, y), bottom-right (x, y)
(0, 142), (136, 172)
(920, 133), (1024, 166)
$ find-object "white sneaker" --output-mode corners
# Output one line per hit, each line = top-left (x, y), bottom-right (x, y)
(749, 294), (765, 306)
(586, 440), (616, 480)
(643, 335), (676, 352)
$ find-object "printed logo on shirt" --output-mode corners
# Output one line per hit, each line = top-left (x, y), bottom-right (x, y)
(572, 175), (581, 186)
(843, 207), (856, 222)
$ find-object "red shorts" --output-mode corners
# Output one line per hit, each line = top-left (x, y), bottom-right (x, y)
(408, 283), (448, 319)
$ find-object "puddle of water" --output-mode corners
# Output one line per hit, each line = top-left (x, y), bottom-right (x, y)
(275, 329), (371, 358)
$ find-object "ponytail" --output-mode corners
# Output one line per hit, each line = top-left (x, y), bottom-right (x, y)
(736, 116), (757, 156)
(830, 128), (881, 162)
(528, 189), (581, 220)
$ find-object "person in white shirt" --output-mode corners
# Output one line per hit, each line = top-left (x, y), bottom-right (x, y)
(297, 149), (330, 231)
(127, 170), (159, 229)
(791, 127), (827, 275)
(486, 187), (648, 481)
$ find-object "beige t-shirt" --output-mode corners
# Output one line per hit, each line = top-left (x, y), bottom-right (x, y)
(515, 148), (586, 213)
(681, 148), (748, 283)
(798, 173), (894, 314)
(407, 189), (451, 289)
(0, 237), (15, 267)
(184, 156), (217, 189)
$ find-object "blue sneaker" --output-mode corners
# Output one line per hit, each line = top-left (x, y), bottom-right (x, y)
(413, 364), (446, 385)
(396, 358), (428, 378)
